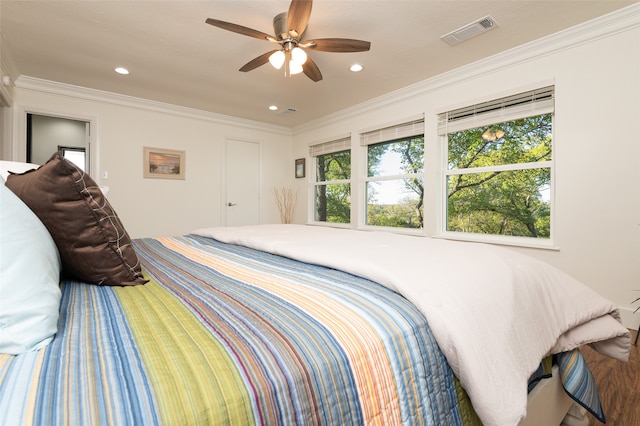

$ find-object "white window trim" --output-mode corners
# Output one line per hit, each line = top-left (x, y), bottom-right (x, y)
(309, 173), (353, 225)
(361, 170), (426, 235)
(438, 87), (555, 249)
(360, 123), (425, 232)
(439, 146), (555, 249)
(315, 178), (351, 186)
(364, 171), (423, 183)
(446, 160), (552, 176)
(433, 231), (560, 250)
(308, 136), (353, 225)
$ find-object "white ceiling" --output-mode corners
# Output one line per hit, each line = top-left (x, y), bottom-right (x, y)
(1, 1), (636, 128)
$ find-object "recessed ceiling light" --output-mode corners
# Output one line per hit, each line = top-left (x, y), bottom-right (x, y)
(114, 67), (129, 75)
(269, 105), (278, 111)
(350, 64), (363, 72)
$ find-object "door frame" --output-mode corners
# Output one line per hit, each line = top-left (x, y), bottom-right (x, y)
(222, 138), (262, 226)
(14, 105), (98, 177)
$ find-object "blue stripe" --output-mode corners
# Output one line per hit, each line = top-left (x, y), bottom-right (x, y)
(2, 235), (469, 425)
(34, 282), (160, 425)
(135, 237), (365, 425)
(180, 235), (462, 425)
(557, 349), (605, 423)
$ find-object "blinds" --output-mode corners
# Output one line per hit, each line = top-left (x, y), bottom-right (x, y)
(308, 136), (351, 157)
(437, 86), (554, 135)
(360, 117), (424, 146)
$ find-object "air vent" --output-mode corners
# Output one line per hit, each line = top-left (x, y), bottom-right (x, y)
(440, 15), (498, 46)
(279, 107), (298, 115)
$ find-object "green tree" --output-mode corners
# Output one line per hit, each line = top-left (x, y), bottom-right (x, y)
(447, 114), (552, 238)
(315, 150), (351, 223)
(367, 137), (424, 228)
(392, 137), (424, 228)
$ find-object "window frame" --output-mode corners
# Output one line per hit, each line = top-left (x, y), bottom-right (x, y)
(308, 137), (352, 227)
(437, 87), (556, 249)
(58, 145), (87, 171)
(359, 117), (425, 234)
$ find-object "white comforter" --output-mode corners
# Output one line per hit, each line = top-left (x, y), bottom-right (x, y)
(193, 224), (630, 426)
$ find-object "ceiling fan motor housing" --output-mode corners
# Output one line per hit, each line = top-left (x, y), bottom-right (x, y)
(273, 12), (288, 40)
(205, 0), (370, 82)
(273, 12), (305, 42)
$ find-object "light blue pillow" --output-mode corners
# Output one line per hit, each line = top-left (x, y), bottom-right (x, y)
(0, 177), (62, 354)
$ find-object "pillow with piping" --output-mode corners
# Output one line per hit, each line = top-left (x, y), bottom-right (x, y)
(5, 152), (147, 286)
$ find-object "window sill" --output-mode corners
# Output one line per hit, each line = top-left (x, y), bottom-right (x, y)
(359, 225), (424, 236)
(433, 232), (560, 251)
(306, 221), (352, 230)
(307, 222), (425, 236)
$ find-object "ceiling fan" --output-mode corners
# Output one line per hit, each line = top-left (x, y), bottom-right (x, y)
(205, 0), (371, 82)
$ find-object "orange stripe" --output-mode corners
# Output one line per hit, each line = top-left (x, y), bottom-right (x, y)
(158, 237), (403, 425)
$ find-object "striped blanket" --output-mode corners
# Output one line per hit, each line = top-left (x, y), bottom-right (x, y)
(0, 235), (480, 425)
(195, 224), (631, 425)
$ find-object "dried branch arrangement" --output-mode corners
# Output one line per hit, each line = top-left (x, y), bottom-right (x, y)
(273, 186), (297, 224)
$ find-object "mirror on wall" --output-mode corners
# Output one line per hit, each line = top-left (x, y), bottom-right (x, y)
(27, 114), (90, 173)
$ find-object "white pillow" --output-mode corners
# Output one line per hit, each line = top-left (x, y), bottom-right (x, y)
(0, 177), (62, 354)
(0, 160), (39, 181)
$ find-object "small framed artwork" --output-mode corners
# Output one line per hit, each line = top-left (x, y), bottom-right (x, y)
(295, 158), (305, 178)
(143, 147), (185, 180)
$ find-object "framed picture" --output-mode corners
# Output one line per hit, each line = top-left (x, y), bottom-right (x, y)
(295, 158), (305, 178)
(143, 147), (185, 180)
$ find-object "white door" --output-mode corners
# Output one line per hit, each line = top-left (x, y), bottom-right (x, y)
(226, 140), (260, 226)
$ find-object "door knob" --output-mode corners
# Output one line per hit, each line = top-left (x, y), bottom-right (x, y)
(227, 202), (237, 206)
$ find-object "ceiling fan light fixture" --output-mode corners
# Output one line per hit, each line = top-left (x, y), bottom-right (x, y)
(269, 50), (286, 69)
(481, 129), (504, 141)
(291, 47), (307, 65)
(289, 61), (304, 75)
(205, 0), (370, 82)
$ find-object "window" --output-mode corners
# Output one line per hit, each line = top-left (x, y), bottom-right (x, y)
(58, 146), (86, 171)
(310, 137), (351, 224)
(438, 86), (554, 241)
(361, 118), (424, 229)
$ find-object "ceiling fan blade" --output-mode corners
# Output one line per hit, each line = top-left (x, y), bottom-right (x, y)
(305, 38), (371, 52)
(206, 18), (276, 42)
(302, 56), (323, 82)
(286, 0), (313, 38)
(239, 50), (279, 72)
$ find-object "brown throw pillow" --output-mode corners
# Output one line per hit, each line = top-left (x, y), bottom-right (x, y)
(6, 152), (147, 286)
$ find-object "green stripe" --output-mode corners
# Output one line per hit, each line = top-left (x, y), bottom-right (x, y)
(114, 275), (255, 425)
(454, 377), (482, 426)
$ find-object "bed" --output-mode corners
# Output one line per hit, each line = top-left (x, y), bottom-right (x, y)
(0, 156), (632, 426)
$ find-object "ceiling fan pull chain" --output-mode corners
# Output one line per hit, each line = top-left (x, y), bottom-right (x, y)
(284, 50), (291, 78)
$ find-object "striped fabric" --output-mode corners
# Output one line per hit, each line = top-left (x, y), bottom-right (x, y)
(0, 235), (480, 425)
(557, 349), (605, 423)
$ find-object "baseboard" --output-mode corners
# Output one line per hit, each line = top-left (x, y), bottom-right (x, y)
(618, 306), (640, 330)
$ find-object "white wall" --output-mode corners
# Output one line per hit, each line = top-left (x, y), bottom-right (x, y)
(5, 6), (638, 327)
(11, 84), (293, 238)
(291, 9), (640, 327)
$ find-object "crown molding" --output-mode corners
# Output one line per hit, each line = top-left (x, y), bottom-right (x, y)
(14, 76), (292, 137)
(293, 3), (640, 136)
(0, 35), (19, 105)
